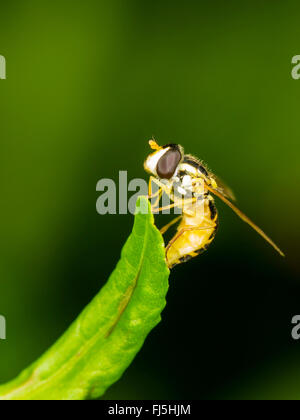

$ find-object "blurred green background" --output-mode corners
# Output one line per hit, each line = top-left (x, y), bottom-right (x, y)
(0, 0), (300, 400)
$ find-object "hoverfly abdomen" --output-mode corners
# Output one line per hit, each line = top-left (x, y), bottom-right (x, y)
(166, 197), (218, 269)
(208, 199), (217, 220)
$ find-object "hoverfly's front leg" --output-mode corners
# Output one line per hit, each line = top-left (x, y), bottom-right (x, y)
(148, 176), (161, 199)
(148, 176), (174, 213)
(147, 176), (162, 212)
(151, 189), (162, 211)
(148, 177), (199, 217)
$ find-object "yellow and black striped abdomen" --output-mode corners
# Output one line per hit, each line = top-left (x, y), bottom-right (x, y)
(166, 198), (218, 268)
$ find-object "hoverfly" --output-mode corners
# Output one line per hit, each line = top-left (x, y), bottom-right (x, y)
(144, 139), (284, 269)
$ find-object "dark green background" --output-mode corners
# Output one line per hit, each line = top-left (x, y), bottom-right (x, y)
(0, 1), (299, 399)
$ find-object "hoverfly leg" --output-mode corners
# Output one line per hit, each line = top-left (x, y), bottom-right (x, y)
(160, 216), (182, 235)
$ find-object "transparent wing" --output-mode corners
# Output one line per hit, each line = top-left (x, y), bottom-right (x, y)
(206, 184), (285, 257)
(209, 172), (236, 201)
(198, 159), (236, 201)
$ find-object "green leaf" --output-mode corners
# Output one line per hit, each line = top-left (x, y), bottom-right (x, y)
(0, 196), (169, 400)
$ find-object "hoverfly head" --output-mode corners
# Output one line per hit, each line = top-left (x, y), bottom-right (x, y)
(144, 140), (183, 180)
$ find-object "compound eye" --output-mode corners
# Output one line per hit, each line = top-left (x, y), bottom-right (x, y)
(156, 148), (181, 179)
